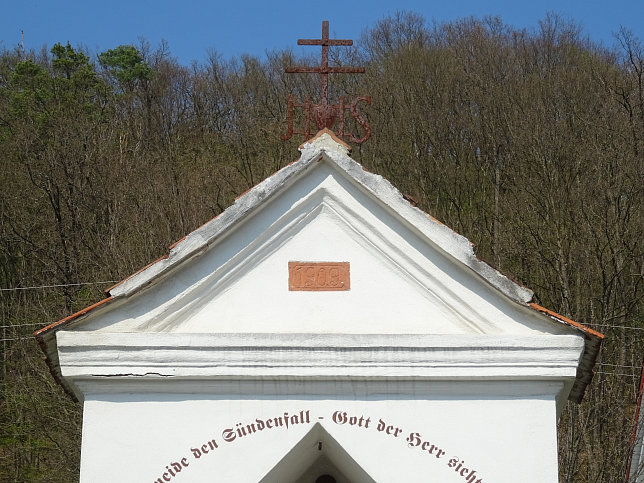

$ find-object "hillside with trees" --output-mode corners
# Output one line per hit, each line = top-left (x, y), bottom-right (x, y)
(0, 12), (642, 482)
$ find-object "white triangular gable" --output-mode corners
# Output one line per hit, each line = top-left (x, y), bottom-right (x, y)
(65, 131), (567, 337)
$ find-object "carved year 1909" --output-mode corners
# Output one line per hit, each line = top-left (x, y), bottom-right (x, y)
(288, 262), (350, 291)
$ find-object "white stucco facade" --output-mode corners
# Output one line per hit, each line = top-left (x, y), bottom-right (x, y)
(37, 130), (602, 482)
(79, 383), (562, 482)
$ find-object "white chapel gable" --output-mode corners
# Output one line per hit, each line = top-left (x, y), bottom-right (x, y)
(35, 129), (602, 483)
(73, 130), (570, 337)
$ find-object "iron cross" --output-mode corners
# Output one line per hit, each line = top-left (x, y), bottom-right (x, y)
(282, 20), (371, 143)
(286, 20), (365, 105)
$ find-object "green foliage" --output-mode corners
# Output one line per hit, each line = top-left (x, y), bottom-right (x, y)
(51, 42), (90, 79)
(6, 60), (51, 124)
(98, 44), (152, 90)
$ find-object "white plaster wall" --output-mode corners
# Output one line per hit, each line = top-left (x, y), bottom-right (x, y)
(80, 384), (559, 483)
(178, 208), (467, 334)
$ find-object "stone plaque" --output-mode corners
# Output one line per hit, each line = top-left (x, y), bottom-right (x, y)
(288, 262), (350, 291)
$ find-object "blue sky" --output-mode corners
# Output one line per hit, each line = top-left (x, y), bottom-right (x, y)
(2, 0), (642, 65)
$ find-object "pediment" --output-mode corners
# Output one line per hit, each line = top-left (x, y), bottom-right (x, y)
(259, 423), (375, 483)
(71, 153), (568, 337)
(36, 130), (601, 406)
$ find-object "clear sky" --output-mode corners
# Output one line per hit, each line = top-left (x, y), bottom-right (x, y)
(1, 0), (642, 65)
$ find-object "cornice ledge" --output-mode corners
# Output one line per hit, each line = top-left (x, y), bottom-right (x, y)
(57, 332), (584, 383)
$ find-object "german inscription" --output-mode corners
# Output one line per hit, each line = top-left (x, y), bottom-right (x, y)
(152, 408), (485, 482)
(288, 262), (350, 291)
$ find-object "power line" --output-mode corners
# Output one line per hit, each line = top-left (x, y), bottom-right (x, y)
(0, 281), (118, 292)
(0, 322), (47, 328)
(596, 371), (639, 377)
(599, 363), (643, 369)
(600, 325), (644, 331)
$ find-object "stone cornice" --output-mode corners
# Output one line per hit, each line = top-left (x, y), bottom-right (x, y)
(57, 332), (583, 402)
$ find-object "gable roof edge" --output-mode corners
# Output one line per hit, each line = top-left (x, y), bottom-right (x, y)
(108, 152), (317, 299)
(300, 133), (535, 305)
(78, 130), (565, 311)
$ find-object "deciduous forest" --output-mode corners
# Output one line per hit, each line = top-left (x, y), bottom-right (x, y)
(0, 12), (642, 482)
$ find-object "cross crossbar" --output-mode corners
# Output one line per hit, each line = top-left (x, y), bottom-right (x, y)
(288, 20), (364, 103)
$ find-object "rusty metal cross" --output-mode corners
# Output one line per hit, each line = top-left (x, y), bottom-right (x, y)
(281, 20), (371, 144)
(286, 20), (365, 106)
